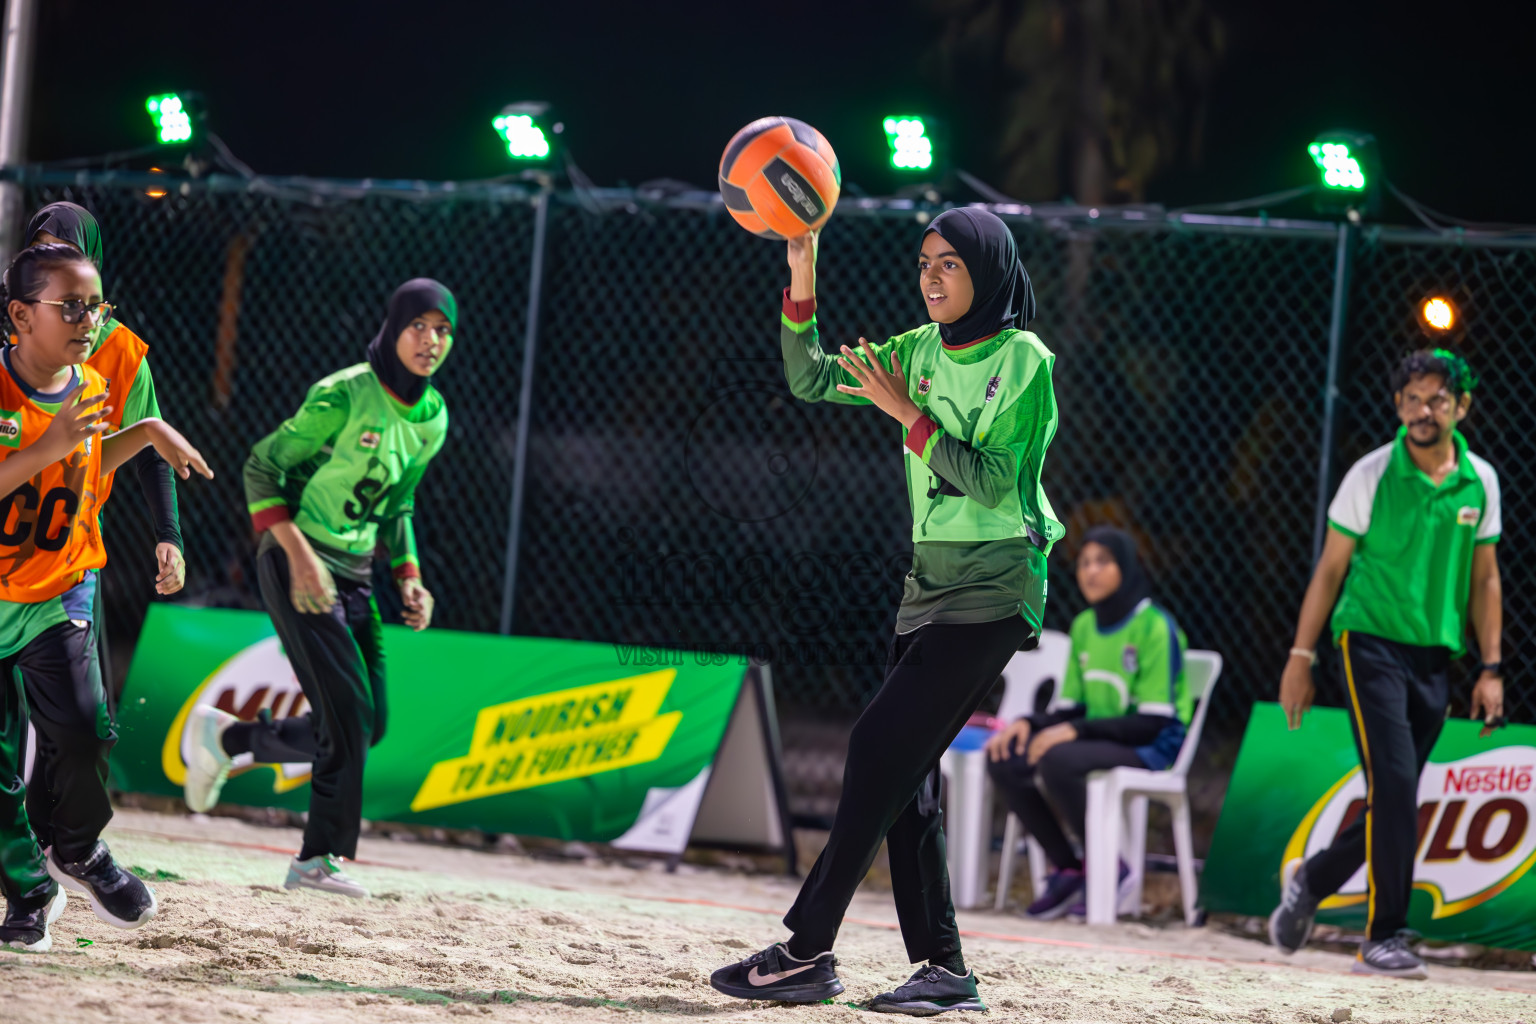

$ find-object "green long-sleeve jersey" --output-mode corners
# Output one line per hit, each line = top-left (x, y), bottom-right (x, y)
(244, 364), (447, 582)
(779, 290), (1063, 633)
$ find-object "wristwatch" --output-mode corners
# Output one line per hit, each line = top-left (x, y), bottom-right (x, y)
(1480, 661), (1502, 676)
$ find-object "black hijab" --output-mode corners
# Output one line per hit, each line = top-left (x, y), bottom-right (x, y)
(366, 278), (457, 406)
(922, 208), (1035, 346)
(26, 202), (103, 270)
(1082, 526), (1152, 630)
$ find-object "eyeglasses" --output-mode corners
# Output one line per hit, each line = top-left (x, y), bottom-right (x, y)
(32, 299), (114, 326)
(1401, 393), (1452, 414)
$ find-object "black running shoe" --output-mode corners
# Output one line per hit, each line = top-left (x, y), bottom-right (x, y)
(709, 942), (844, 1002)
(867, 964), (986, 1016)
(1268, 857), (1319, 953)
(0, 888), (66, 952)
(1354, 932), (1428, 980)
(47, 842), (158, 929)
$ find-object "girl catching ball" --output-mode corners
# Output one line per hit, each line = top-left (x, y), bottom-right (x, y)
(710, 210), (1062, 1014)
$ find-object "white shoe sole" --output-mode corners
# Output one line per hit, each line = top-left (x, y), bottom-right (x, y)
(46, 859), (158, 930)
(284, 873), (368, 899)
(1352, 959), (1428, 980)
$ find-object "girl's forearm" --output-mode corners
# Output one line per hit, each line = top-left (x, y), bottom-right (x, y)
(101, 418), (160, 475)
(268, 518), (317, 563)
(0, 444), (59, 497)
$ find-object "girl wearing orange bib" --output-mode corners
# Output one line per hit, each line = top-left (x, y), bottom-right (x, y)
(0, 244), (211, 953)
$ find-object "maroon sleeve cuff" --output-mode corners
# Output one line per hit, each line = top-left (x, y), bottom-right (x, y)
(905, 415), (941, 457)
(250, 505), (292, 533)
(392, 562), (422, 582)
(781, 286), (816, 323)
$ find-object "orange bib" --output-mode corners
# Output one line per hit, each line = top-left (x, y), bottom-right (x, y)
(86, 323), (147, 507)
(0, 364), (109, 603)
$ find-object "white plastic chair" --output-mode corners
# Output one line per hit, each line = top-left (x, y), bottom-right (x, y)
(1083, 650), (1223, 926)
(939, 630), (1070, 910)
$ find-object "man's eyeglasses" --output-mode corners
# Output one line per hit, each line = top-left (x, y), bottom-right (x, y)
(32, 299), (114, 325)
(1401, 393), (1452, 414)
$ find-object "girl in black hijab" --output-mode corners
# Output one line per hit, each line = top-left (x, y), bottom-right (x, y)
(984, 527), (1192, 921)
(180, 279), (455, 899)
(710, 211), (1061, 1014)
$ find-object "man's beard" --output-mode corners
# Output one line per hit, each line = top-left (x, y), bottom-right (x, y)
(1405, 419), (1443, 447)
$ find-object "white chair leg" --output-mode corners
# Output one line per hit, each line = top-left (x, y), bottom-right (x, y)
(1084, 774), (1120, 925)
(995, 813), (1019, 912)
(1124, 795), (1149, 917)
(943, 750), (993, 911)
(1026, 836), (1049, 903)
(1171, 795), (1199, 926)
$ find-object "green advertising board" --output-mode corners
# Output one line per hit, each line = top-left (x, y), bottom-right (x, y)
(113, 606), (760, 849)
(1204, 702), (1536, 950)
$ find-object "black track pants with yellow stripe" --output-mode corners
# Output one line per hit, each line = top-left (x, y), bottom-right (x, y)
(1304, 631), (1449, 941)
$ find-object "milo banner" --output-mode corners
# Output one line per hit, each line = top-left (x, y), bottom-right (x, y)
(1204, 702), (1536, 950)
(112, 606), (795, 860)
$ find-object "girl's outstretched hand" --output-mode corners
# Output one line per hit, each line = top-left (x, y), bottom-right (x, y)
(836, 338), (923, 427)
(147, 420), (214, 480)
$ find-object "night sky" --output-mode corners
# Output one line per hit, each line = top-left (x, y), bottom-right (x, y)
(30, 0), (1536, 223)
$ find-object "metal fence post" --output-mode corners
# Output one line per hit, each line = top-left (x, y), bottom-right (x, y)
(1312, 222), (1355, 561)
(0, 0), (40, 262)
(499, 189), (551, 635)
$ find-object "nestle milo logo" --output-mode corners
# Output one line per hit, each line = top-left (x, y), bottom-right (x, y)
(1289, 748), (1536, 918)
(162, 636), (313, 794)
(0, 410), (20, 448)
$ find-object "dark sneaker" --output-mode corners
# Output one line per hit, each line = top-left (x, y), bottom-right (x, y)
(47, 843), (158, 929)
(1066, 858), (1131, 918)
(1268, 858), (1318, 953)
(1353, 932), (1428, 979)
(709, 942), (844, 1002)
(867, 964), (986, 1016)
(0, 888), (66, 952)
(1025, 868), (1084, 920)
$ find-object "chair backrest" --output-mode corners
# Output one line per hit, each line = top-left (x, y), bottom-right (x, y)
(995, 629), (1071, 722)
(1169, 649), (1223, 777)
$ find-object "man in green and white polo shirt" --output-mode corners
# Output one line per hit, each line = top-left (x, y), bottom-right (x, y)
(1271, 349), (1503, 979)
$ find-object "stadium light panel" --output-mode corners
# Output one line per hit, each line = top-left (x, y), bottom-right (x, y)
(146, 93), (193, 145)
(884, 116), (933, 171)
(493, 105), (553, 161)
(1308, 140), (1366, 191)
(1308, 130), (1381, 218)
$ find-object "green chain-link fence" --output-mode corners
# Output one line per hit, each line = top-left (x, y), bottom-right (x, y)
(10, 171), (1529, 821)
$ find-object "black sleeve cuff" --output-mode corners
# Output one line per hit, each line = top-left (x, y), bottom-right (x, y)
(132, 446), (183, 551)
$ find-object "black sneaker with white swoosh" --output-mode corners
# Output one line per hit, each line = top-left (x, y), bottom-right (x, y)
(709, 942), (845, 1002)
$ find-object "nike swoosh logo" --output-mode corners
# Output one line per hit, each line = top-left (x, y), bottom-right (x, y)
(748, 962), (817, 986)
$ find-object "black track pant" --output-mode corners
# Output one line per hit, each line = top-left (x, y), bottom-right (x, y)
(255, 537), (385, 861)
(987, 739), (1145, 872)
(1304, 631), (1447, 941)
(784, 615), (1035, 963)
(2, 621), (115, 911)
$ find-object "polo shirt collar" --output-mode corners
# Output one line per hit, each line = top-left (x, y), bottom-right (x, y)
(1390, 426), (1476, 484)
